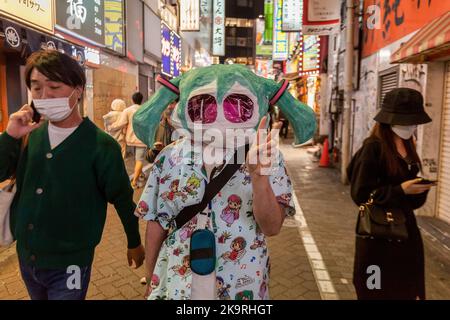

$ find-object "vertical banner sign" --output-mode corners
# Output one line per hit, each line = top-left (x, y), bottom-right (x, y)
(282, 0), (303, 31)
(303, 0), (340, 35)
(172, 32), (181, 77)
(104, 0), (125, 54)
(256, 18), (273, 56)
(299, 35), (321, 76)
(273, 0), (288, 61)
(264, 0), (274, 44)
(161, 23), (172, 76)
(180, 0), (200, 31)
(212, 0), (225, 56)
(161, 22), (181, 77)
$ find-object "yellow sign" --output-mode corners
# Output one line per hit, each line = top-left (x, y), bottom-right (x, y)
(0, 0), (54, 33)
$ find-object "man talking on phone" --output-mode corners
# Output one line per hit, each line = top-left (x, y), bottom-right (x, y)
(0, 50), (144, 300)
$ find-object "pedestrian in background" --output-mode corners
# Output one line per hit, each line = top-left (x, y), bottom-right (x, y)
(0, 50), (144, 300)
(103, 98), (126, 158)
(109, 92), (147, 189)
(347, 88), (434, 300)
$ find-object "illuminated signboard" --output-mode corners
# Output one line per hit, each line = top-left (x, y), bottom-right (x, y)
(256, 18), (273, 56)
(212, 0), (225, 56)
(0, 0), (54, 33)
(299, 35), (321, 76)
(161, 22), (181, 77)
(180, 0), (200, 31)
(282, 0), (302, 31)
(273, 0), (288, 61)
(303, 0), (340, 35)
(104, 0), (124, 54)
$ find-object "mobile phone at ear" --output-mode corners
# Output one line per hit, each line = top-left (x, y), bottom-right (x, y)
(30, 101), (41, 123)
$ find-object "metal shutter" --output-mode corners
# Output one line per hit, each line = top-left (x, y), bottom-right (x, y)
(378, 71), (399, 108)
(437, 63), (450, 224)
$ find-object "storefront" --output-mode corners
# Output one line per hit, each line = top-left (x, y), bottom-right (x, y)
(54, 0), (139, 130)
(390, 11), (450, 223)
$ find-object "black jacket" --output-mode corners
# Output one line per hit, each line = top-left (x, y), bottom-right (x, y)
(347, 137), (427, 300)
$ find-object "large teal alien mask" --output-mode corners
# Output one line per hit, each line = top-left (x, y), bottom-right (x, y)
(133, 64), (316, 147)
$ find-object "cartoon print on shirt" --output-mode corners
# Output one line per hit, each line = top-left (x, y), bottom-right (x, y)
(135, 200), (149, 218)
(159, 173), (172, 184)
(235, 290), (254, 300)
(179, 216), (198, 243)
(161, 179), (187, 202)
(216, 276), (231, 300)
(221, 236), (247, 264)
(218, 231), (232, 244)
(171, 255), (191, 278)
(276, 193), (292, 208)
(150, 274), (160, 290)
(221, 194), (242, 227)
(258, 273), (268, 299)
(183, 173), (202, 196)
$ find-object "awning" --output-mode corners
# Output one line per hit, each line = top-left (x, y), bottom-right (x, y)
(391, 11), (450, 64)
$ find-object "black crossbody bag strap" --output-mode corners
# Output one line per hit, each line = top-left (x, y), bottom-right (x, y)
(174, 145), (249, 230)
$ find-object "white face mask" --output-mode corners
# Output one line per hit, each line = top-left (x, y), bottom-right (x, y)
(391, 125), (418, 140)
(33, 90), (77, 122)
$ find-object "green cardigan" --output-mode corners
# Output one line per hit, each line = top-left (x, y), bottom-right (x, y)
(0, 118), (141, 269)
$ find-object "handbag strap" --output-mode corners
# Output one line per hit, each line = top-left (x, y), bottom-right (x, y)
(174, 144), (249, 229)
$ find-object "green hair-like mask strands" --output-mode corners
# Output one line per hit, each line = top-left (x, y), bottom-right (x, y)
(275, 91), (317, 145)
(133, 79), (180, 147)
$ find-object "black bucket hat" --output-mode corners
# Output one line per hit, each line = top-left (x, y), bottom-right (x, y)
(374, 88), (432, 125)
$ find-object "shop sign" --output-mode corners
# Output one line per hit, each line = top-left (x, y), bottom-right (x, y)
(363, 0), (450, 58)
(0, 0), (54, 33)
(104, 0), (125, 54)
(56, 0), (105, 46)
(273, 0), (288, 61)
(180, 0), (200, 31)
(299, 35), (321, 76)
(302, 0), (340, 35)
(282, 0), (303, 32)
(212, 0), (225, 56)
(256, 18), (273, 56)
(161, 22), (181, 77)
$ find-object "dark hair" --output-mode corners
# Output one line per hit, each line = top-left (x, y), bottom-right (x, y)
(368, 123), (421, 177)
(25, 50), (86, 89)
(132, 92), (144, 104)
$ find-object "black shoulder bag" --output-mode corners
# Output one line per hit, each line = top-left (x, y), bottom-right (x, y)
(356, 191), (408, 242)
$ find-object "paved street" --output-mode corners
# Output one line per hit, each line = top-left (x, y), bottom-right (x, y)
(1, 140), (449, 300)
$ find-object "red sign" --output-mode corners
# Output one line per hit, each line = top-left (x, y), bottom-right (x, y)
(363, 0), (450, 58)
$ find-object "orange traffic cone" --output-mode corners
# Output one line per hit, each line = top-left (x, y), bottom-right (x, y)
(319, 138), (330, 168)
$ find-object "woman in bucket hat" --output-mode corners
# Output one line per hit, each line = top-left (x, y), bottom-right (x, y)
(347, 88), (434, 299)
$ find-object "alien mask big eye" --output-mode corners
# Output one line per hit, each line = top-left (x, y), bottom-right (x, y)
(187, 94), (218, 124)
(223, 94), (254, 123)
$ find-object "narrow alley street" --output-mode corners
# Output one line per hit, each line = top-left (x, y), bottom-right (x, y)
(1, 140), (449, 300)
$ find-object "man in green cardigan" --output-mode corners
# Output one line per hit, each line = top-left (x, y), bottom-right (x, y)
(0, 50), (145, 300)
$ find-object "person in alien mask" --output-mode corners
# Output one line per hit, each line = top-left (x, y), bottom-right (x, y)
(133, 64), (316, 300)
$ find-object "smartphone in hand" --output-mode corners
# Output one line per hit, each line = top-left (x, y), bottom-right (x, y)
(417, 178), (438, 185)
(30, 101), (41, 123)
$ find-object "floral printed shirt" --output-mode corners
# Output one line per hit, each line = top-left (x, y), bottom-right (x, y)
(136, 138), (295, 300)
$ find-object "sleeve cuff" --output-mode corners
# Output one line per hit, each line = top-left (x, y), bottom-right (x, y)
(0, 131), (21, 147)
(125, 218), (142, 249)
